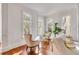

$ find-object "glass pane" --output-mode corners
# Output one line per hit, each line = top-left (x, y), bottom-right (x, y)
(37, 17), (44, 35)
(46, 18), (54, 32)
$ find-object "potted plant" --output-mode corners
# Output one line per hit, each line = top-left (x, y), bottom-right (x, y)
(53, 23), (62, 37)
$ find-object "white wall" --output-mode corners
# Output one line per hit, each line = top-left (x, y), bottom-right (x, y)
(2, 4), (8, 52)
(77, 4), (79, 41)
(2, 3), (39, 52)
(0, 3), (2, 52)
(0, 4), (2, 42)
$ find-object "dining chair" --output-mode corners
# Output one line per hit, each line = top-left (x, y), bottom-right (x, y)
(24, 34), (39, 55)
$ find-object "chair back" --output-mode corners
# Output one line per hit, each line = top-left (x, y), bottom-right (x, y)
(24, 34), (32, 45)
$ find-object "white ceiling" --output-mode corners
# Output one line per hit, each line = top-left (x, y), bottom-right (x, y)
(21, 3), (77, 16)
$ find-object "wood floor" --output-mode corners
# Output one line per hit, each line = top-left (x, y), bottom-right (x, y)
(2, 45), (28, 55)
(2, 39), (78, 55)
(2, 44), (50, 55)
(2, 40), (52, 55)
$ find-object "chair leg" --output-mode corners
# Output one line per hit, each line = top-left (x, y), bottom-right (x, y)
(26, 46), (28, 51)
(38, 45), (39, 54)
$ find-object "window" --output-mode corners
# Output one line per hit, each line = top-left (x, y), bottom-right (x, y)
(62, 16), (72, 36)
(46, 18), (54, 31)
(37, 17), (44, 35)
(23, 12), (32, 35)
